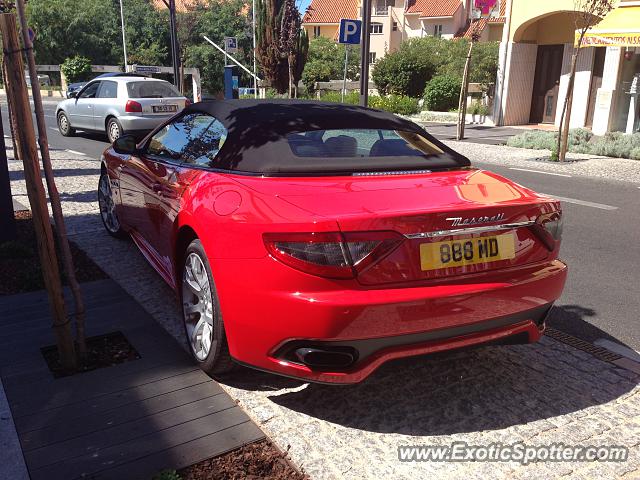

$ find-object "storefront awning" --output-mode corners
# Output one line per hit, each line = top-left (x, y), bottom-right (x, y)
(575, 5), (640, 47)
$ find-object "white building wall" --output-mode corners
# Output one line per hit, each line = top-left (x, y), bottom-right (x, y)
(592, 47), (623, 135)
(555, 44), (594, 128)
(500, 42), (538, 125)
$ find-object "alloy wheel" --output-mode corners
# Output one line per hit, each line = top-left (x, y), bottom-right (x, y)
(98, 174), (120, 233)
(182, 253), (214, 361)
(108, 120), (121, 143)
(58, 113), (69, 134)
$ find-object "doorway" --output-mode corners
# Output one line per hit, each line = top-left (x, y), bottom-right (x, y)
(529, 44), (564, 124)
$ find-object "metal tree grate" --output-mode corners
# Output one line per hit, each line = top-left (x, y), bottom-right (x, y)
(545, 327), (623, 364)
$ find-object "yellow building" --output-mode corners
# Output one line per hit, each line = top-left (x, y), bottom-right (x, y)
(494, 0), (640, 134)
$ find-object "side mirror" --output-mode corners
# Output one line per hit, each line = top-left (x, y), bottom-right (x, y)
(68, 91), (78, 99)
(113, 134), (138, 154)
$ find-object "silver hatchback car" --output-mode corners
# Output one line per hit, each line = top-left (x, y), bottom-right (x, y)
(56, 76), (189, 143)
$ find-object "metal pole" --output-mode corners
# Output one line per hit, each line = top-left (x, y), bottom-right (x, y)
(359, 0), (372, 107)
(252, 0), (258, 98)
(342, 45), (349, 103)
(0, 104), (16, 243)
(119, 0), (128, 71)
(202, 35), (262, 81)
(169, 0), (180, 88)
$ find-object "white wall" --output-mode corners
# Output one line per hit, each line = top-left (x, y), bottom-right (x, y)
(500, 42), (538, 125)
(592, 47), (623, 135)
(555, 44), (594, 129)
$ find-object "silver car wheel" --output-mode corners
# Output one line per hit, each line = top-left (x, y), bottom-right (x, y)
(58, 113), (70, 134)
(182, 253), (214, 361)
(98, 174), (120, 233)
(108, 120), (121, 143)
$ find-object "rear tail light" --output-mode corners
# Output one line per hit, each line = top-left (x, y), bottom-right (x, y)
(532, 211), (563, 250)
(263, 231), (403, 279)
(125, 100), (143, 113)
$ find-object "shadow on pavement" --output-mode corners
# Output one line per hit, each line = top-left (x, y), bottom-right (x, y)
(257, 339), (638, 435)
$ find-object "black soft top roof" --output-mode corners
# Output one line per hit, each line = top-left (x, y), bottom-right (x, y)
(183, 99), (470, 174)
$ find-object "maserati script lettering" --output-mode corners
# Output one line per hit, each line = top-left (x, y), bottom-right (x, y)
(446, 213), (505, 227)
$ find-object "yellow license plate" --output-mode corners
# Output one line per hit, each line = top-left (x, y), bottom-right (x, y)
(420, 233), (516, 271)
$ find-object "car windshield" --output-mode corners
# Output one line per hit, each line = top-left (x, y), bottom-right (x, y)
(126, 81), (181, 99)
(214, 128), (469, 175)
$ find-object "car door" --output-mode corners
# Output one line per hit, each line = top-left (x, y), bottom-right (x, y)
(119, 113), (217, 281)
(92, 80), (119, 133)
(69, 81), (100, 130)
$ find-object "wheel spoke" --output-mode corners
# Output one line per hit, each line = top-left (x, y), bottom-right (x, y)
(191, 317), (206, 343)
(183, 303), (201, 316)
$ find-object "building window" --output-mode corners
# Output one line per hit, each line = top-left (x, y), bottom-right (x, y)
(393, 21), (398, 31)
(370, 22), (383, 34)
(433, 24), (443, 38)
(313, 26), (321, 38)
(374, 0), (392, 15)
(368, 52), (377, 64)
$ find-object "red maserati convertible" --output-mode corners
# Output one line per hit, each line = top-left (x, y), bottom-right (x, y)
(98, 100), (567, 384)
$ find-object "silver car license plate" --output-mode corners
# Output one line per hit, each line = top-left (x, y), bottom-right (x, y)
(152, 104), (178, 113)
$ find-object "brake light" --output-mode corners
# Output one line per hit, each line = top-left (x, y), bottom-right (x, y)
(125, 100), (142, 113)
(263, 231), (403, 279)
(532, 211), (563, 250)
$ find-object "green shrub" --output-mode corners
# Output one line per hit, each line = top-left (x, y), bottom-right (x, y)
(423, 75), (461, 112)
(369, 95), (419, 115)
(588, 132), (640, 158)
(319, 91), (359, 104)
(506, 130), (557, 150)
(630, 147), (640, 160)
(61, 56), (92, 83)
(152, 470), (181, 480)
(371, 38), (437, 97)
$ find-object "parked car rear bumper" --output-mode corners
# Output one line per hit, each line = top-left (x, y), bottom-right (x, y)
(118, 114), (174, 132)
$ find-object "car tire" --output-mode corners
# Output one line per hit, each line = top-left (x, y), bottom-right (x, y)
(97, 171), (126, 239)
(181, 239), (235, 376)
(106, 117), (124, 144)
(57, 111), (75, 137)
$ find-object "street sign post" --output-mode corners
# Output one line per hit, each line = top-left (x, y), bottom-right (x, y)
(338, 19), (361, 45)
(358, 0), (372, 107)
(224, 36), (238, 67)
(338, 19), (361, 103)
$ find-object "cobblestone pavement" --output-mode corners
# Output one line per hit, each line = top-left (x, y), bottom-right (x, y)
(7, 152), (640, 479)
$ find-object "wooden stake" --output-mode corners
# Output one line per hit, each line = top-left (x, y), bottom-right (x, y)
(0, 13), (77, 371)
(15, 0), (87, 357)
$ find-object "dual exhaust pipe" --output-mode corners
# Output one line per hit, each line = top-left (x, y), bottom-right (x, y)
(294, 347), (357, 370)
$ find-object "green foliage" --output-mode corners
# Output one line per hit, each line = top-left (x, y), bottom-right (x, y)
(152, 470), (181, 480)
(423, 75), (461, 112)
(301, 37), (360, 93)
(469, 102), (490, 116)
(318, 92), (419, 115)
(506, 130), (557, 150)
(370, 37), (499, 98)
(369, 95), (419, 115)
(507, 129), (640, 160)
(26, 0), (168, 67)
(181, 0), (253, 94)
(371, 38), (436, 97)
(60, 56), (92, 83)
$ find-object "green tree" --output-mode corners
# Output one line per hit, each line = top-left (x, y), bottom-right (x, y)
(182, 0), (252, 95)
(301, 36), (360, 94)
(26, 0), (121, 65)
(423, 74), (461, 111)
(371, 38), (437, 97)
(61, 55), (92, 83)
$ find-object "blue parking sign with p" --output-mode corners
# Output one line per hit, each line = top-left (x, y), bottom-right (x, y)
(339, 19), (362, 45)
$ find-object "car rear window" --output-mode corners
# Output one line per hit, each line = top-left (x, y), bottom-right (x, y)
(126, 81), (181, 99)
(214, 128), (468, 175)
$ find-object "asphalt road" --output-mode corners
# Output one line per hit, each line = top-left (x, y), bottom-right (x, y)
(3, 100), (639, 354)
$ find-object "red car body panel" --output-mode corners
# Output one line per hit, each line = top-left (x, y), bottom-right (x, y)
(102, 124), (567, 384)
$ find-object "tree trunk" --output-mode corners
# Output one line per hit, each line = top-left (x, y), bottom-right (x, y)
(558, 50), (579, 162)
(0, 13), (77, 372)
(15, 0), (87, 358)
(288, 55), (293, 98)
(457, 41), (474, 141)
(2, 61), (22, 161)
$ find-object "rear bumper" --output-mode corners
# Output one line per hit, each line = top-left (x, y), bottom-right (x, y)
(118, 114), (173, 132)
(213, 257), (567, 384)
